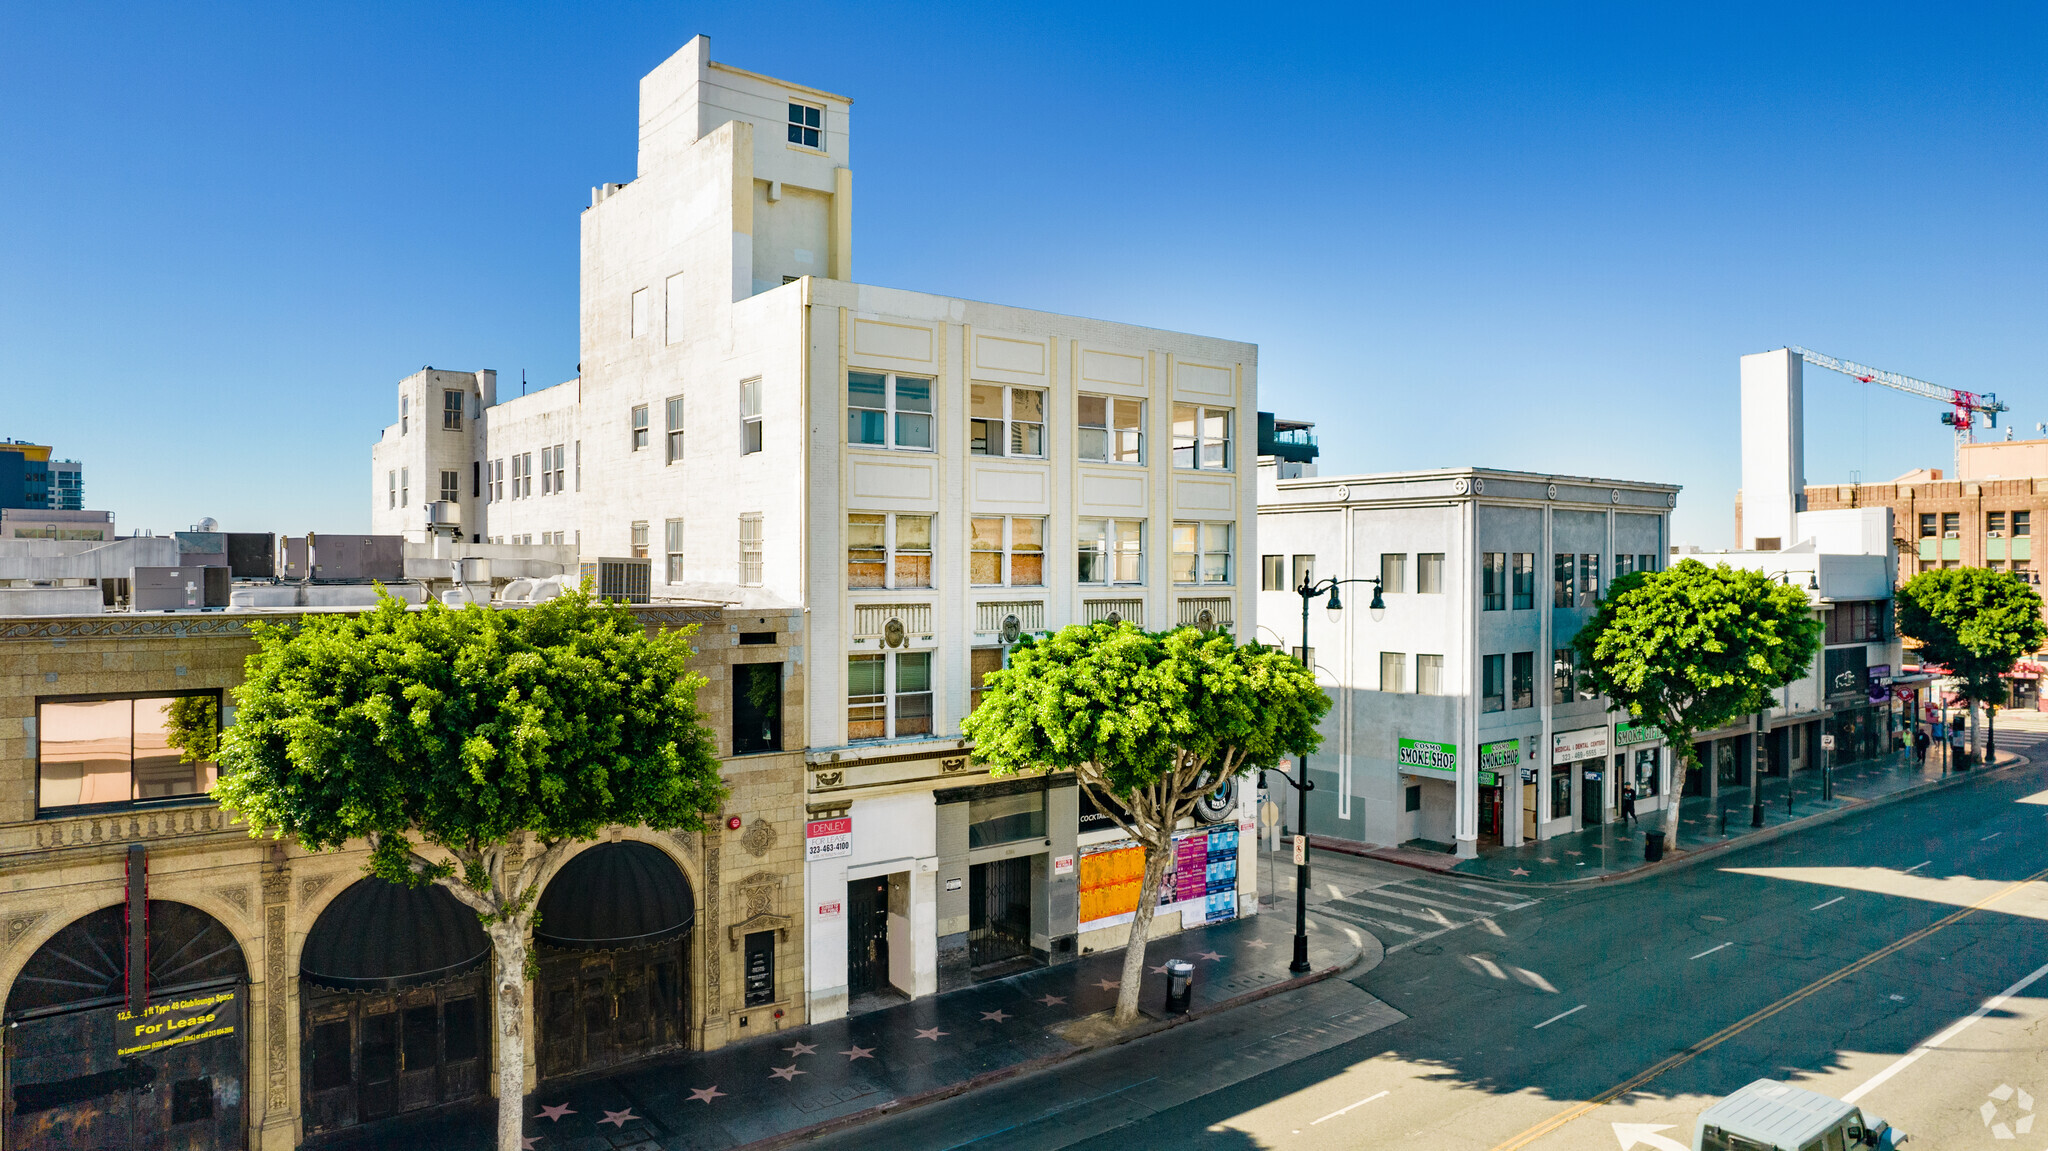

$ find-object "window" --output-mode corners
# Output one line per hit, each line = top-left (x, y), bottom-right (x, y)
(1578, 554), (1600, 606)
(574, 441), (581, 492)
(1172, 522), (1233, 584)
(666, 395), (685, 463)
(540, 446), (555, 495)
(387, 470), (397, 509)
(1942, 512), (1960, 536)
(847, 513), (932, 588)
(631, 287), (650, 338)
(400, 394), (409, 434)
(970, 385), (1046, 457)
(970, 517), (1045, 586)
(1919, 513), (1937, 538)
(970, 647), (1003, 714)
(1554, 553), (1575, 607)
(1078, 395), (1144, 463)
(1553, 648), (1576, 704)
(1405, 785), (1422, 812)
(788, 101), (822, 148)
(1482, 655), (1504, 711)
(741, 378), (763, 454)
(968, 790), (1045, 847)
(847, 371), (933, 450)
(1078, 518), (1144, 584)
(1291, 555), (1314, 590)
(1512, 652), (1534, 709)
(440, 470), (459, 503)
(1826, 600), (1888, 644)
(630, 521), (649, 560)
(491, 459), (504, 502)
(665, 519), (685, 583)
(738, 513), (763, 586)
(665, 271), (685, 345)
(847, 652), (931, 741)
(1989, 511), (2007, 534)
(1381, 553), (1406, 594)
(1482, 553), (1506, 611)
(2017, 512), (2032, 536)
(514, 453), (532, 499)
(732, 663), (782, 754)
(1172, 405), (1232, 470)
(1261, 555), (1286, 591)
(472, 460), (481, 499)
(1639, 553), (1657, 573)
(1380, 652), (1407, 693)
(400, 467), (408, 508)
(632, 404), (650, 451)
(37, 694), (220, 812)
(443, 389), (463, 430)
(1615, 554), (1635, 578)
(1513, 553), (1536, 609)
(1551, 769), (1572, 818)
(1418, 654), (1445, 697)
(1418, 553), (1444, 594)
(550, 445), (565, 493)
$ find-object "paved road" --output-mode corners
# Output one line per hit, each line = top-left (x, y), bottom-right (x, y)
(807, 719), (2048, 1151)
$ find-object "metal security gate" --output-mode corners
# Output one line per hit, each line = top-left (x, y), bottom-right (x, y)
(845, 876), (890, 998)
(536, 941), (685, 1082)
(301, 976), (486, 1136)
(968, 857), (1032, 969)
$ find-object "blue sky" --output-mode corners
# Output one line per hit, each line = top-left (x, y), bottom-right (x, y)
(3, 3), (2043, 545)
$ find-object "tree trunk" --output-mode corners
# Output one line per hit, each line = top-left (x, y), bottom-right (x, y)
(1661, 738), (1695, 846)
(1113, 835), (1173, 1025)
(486, 916), (531, 1151)
(1971, 695), (1984, 765)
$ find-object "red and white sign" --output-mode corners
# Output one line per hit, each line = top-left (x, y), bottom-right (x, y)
(1053, 854), (1075, 876)
(805, 817), (852, 861)
(815, 900), (843, 919)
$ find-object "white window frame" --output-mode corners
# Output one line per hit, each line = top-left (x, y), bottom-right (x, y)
(1171, 521), (1233, 585)
(1078, 518), (1145, 586)
(1172, 404), (1233, 470)
(442, 389), (463, 430)
(540, 446), (555, 496)
(847, 651), (933, 742)
(550, 443), (565, 493)
(399, 467), (408, 508)
(741, 377), (763, 455)
(400, 394), (409, 435)
(1078, 394), (1144, 464)
(738, 513), (764, 586)
(632, 404), (650, 452)
(969, 516), (1047, 587)
(848, 512), (934, 590)
(665, 519), (685, 583)
(440, 470), (459, 503)
(387, 470), (397, 509)
(665, 395), (685, 464)
(630, 520), (649, 560)
(664, 271), (685, 346)
(630, 287), (650, 339)
(788, 101), (823, 149)
(969, 384), (1047, 458)
(847, 371), (934, 452)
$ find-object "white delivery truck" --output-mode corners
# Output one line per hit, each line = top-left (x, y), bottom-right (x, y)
(1695, 1079), (1906, 1150)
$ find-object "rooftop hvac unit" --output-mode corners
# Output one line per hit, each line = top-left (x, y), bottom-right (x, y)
(132, 566), (230, 611)
(457, 557), (492, 584)
(282, 535), (404, 582)
(225, 532), (276, 579)
(579, 556), (650, 604)
(174, 531), (228, 567)
(425, 501), (460, 527)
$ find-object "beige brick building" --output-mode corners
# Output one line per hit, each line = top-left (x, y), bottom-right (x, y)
(0, 603), (807, 1149)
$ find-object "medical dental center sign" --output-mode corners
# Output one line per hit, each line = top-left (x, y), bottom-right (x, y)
(1397, 738), (1458, 775)
(805, 816), (852, 862)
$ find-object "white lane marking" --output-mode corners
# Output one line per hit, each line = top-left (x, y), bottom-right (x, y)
(1469, 955), (1507, 980)
(1612, 1123), (1689, 1151)
(1843, 958), (2048, 1105)
(1901, 860), (1932, 874)
(1478, 917), (1506, 936)
(1513, 967), (1558, 993)
(1982, 832), (2004, 841)
(1309, 1089), (1389, 1125)
(1811, 896), (1846, 911)
(1326, 882), (1344, 899)
(1689, 942), (1732, 960)
(1533, 1003), (1587, 1029)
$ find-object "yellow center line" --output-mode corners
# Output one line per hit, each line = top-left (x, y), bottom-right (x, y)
(1487, 863), (2048, 1151)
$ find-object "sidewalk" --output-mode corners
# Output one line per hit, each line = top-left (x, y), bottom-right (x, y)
(1446, 745), (2024, 885)
(316, 906), (1371, 1151)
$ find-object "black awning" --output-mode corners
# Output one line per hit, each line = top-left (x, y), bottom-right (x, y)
(536, 841), (695, 951)
(300, 878), (490, 992)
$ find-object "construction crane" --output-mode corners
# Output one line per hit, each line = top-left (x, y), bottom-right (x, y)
(1789, 346), (2007, 473)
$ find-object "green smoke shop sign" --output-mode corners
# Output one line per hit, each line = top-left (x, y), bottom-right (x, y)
(1615, 720), (1663, 748)
(1478, 739), (1521, 771)
(1397, 738), (1458, 776)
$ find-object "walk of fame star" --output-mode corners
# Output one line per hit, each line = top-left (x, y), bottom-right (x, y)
(915, 1026), (947, 1040)
(840, 1045), (875, 1060)
(598, 1109), (637, 1128)
(688, 1086), (725, 1103)
(770, 1065), (805, 1081)
(536, 1103), (575, 1121)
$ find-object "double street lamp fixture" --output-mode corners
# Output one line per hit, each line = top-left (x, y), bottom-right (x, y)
(1270, 573), (1384, 975)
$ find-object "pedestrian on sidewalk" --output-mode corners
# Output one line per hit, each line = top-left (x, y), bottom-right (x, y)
(1620, 784), (1638, 826)
(1913, 727), (1930, 765)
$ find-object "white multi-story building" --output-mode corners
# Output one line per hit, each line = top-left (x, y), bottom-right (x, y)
(371, 37), (1260, 1023)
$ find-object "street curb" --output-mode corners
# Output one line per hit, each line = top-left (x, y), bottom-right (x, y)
(742, 912), (1375, 1151)
(1348, 751), (2033, 891)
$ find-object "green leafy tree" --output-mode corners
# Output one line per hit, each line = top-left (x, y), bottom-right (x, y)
(214, 590), (725, 1151)
(1572, 560), (1824, 844)
(962, 622), (1326, 1024)
(1895, 567), (2046, 762)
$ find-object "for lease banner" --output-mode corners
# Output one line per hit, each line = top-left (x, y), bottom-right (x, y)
(116, 989), (238, 1058)
(1396, 738), (1457, 775)
(804, 817), (852, 861)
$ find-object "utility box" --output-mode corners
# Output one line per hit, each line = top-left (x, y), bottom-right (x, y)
(283, 535), (404, 582)
(132, 567), (229, 611)
(578, 557), (651, 604)
(225, 533), (275, 579)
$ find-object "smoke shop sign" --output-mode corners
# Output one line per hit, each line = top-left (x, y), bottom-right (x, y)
(1614, 721), (1663, 748)
(1397, 738), (1458, 776)
(1478, 739), (1521, 771)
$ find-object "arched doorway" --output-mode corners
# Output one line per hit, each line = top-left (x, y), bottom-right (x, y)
(534, 841), (694, 1079)
(298, 878), (490, 1138)
(3, 901), (247, 1150)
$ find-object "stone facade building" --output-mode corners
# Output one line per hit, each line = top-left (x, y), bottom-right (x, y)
(0, 602), (805, 1149)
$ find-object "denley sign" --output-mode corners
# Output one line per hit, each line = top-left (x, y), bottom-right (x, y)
(1396, 738), (1458, 776)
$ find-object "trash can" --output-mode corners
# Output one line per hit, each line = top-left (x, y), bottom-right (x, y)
(1643, 831), (1666, 862)
(1164, 959), (1195, 1014)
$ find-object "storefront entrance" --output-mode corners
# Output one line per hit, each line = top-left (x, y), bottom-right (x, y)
(968, 856), (1032, 969)
(4, 902), (247, 1151)
(846, 875), (891, 998)
(1478, 775), (1504, 846)
(533, 842), (694, 1082)
(1581, 765), (1604, 827)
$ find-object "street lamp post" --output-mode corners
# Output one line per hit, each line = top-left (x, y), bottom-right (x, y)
(1274, 572), (1384, 975)
(1753, 569), (1820, 828)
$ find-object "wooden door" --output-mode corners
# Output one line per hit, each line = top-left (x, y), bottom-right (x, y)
(846, 877), (890, 997)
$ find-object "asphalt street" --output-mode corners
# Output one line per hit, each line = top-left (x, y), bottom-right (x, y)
(798, 715), (2048, 1151)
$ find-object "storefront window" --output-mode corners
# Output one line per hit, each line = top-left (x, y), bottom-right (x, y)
(38, 694), (220, 812)
(1635, 747), (1659, 796)
(1550, 769), (1572, 818)
(968, 791), (1046, 847)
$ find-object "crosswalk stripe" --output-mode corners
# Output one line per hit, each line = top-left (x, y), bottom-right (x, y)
(1370, 886), (1509, 914)
(1315, 903), (1420, 935)
(1332, 896), (1457, 925)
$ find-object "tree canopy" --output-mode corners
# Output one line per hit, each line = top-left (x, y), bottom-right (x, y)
(963, 622), (1326, 1021)
(1895, 566), (2047, 705)
(1571, 560), (1824, 841)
